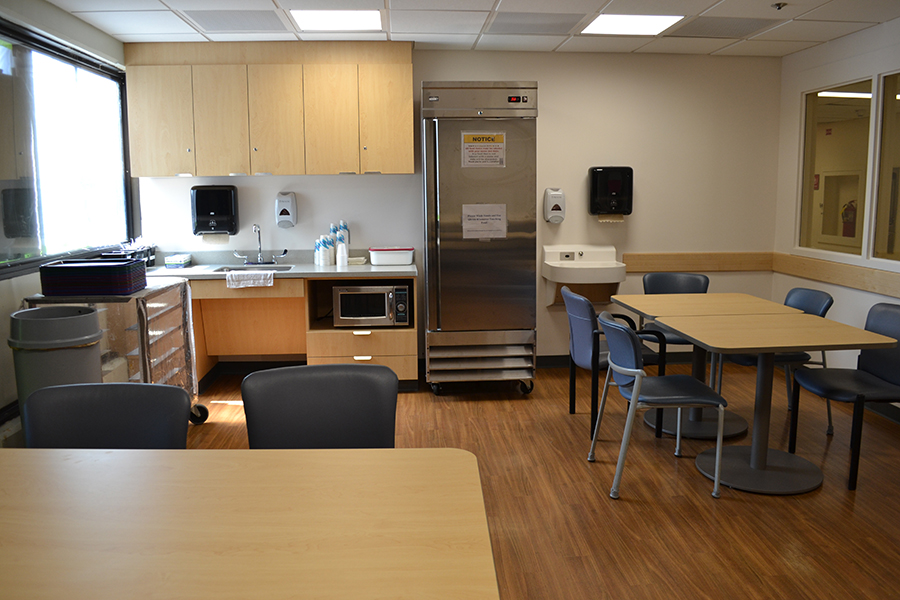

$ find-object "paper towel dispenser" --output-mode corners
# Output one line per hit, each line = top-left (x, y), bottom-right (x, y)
(191, 185), (238, 235)
(589, 167), (632, 215)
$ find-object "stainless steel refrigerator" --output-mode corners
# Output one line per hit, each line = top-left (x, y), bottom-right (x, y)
(422, 81), (537, 394)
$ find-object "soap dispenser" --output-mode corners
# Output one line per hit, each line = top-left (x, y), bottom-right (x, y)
(543, 188), (565, 224)
(275, 192), (297, 228)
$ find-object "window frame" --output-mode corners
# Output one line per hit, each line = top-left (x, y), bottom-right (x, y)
(0, 17), (134, 282)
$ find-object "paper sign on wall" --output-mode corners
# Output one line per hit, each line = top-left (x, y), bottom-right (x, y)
(462, 204), (507, 240)
(462, 132), (506, 168)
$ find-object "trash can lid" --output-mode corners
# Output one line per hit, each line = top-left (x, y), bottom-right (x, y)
(8, 306), (103, 350)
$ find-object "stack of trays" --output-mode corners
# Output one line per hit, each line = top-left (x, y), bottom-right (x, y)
(39, 259), (147, 296)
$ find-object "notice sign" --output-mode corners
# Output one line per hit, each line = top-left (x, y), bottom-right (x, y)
(462, 132), (506, 168)
(462, 204), (507, 240)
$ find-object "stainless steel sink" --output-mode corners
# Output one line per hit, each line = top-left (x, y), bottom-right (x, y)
(214, 265), (293, 272)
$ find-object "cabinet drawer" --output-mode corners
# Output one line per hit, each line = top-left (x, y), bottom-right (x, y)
(306, 355), (417, 381)
(307, 327), (416, 357)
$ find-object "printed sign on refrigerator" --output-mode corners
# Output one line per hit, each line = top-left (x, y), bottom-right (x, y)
(462, 204), (507, 240)
(462, 132), (506, 167)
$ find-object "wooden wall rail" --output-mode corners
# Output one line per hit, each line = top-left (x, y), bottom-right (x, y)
(622, 252), (900, 299)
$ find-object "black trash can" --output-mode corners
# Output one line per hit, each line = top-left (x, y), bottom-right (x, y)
(8, 305), (103, 405)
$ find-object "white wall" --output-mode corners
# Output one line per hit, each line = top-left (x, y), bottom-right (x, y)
(775, 18), (900, 367)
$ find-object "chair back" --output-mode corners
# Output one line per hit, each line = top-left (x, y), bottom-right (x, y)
(643, 272), (709, 295)
(784, 287), (833, 317)
(858, 303), (900, 386)
(561, 286), (599, 370)
(22, 383), (191, 449)
(598, 311), (644, 387)
(241, 363), (399, 449)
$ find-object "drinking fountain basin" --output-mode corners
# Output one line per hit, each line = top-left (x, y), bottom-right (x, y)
(541, 245), (626, 284)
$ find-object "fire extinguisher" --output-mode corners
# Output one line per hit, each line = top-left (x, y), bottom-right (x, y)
(842, 200), (857, 237)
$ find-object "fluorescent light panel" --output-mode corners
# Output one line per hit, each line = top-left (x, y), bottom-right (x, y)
(290, 10), (381, 32)
(817, 91), (900, 100)
(582, 14), (683, 36)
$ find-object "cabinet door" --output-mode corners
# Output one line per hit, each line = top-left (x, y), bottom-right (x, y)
(192, 64), (250, 177)
(304, 64), (359, 175)
(248, 64), (305, 175)
(126, 65), (196, 177)
(359, 63), (414, 174)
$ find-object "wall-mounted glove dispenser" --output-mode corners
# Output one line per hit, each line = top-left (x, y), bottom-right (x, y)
(191, 185), (238, 235)
(589, 167), (633, 215)
(543, 188), (565, 223)
(276, 192), (297, 228)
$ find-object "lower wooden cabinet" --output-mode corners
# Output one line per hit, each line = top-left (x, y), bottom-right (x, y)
(306, 328), (417, 381)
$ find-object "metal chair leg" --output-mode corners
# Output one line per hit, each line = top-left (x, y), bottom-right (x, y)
(569, 356), (577, 414)
(848, 399), (865, 491)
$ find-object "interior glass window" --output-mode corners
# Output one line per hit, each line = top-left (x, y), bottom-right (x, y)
(873, 73), (900, 261)
(798, 80), (872, 255)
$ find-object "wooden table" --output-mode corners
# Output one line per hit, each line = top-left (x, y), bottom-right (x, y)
(0, 448), (500, 599)
(611, 293), (801, 439)
(655, 313), (896, 495)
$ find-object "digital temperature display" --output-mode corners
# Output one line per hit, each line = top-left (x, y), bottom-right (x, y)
(508, 95), (527, 103)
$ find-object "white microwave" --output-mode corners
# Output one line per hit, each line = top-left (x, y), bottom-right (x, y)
(333, 285), (410, 327)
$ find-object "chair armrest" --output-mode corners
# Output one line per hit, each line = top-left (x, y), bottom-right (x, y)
(610, 313), (637, 330)
(636, 328), (667, 376)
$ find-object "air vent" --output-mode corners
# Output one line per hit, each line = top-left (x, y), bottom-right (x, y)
(489, 12), (584, 35)
(668, 17), (780, 38)
(185, 10), (287, 33)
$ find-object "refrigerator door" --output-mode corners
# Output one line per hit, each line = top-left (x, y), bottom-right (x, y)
(425, 117), (536, 332)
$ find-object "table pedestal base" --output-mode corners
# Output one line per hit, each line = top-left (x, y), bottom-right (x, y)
(695, 446), (823, 495)
(643, 408), (748, 440)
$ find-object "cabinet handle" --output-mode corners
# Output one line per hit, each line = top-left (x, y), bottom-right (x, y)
(352, 330), (372, 336)
(353, 355), (373, 361)
(175, 173), (193, 177)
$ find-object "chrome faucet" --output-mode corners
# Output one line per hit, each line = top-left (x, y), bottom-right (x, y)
(233, 224), (288, 265)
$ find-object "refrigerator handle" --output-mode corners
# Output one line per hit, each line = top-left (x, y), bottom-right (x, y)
(431, 118), (441, 330)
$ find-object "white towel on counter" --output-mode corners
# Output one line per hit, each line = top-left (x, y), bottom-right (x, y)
(226, 271), (275, 288)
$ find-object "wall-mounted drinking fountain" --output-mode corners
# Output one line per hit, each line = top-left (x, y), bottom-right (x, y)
(541, 245), (626, 305)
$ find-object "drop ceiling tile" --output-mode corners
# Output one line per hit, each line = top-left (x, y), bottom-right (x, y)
(278, 0), (384, 9)
(495, 0), (605, 14)
(601, 0), (720, 16)
(391, 33), (478, 49)
(556, 35), (650, 52)
(390, 0), (495, 9)
(298, 32), (388, 41)
(671, 16), (781, 38)
(165, 0), (279, 9)
(800, 0), (900, 23)
(488, 12), (585, 35)
(475, 34), (568, 51)
(635, 36), (736, 54)
(391, 10), (488, 34)
(183, 10), (287, 32)
(74, 11), (197, 35)
(116, 33), (209, 43)
(752, 19), (873, 42)
(703, 0), (831, 20)
(712, 39), (819, 56)
(206, 32), (301, 42)
(47, 0), (166, 10)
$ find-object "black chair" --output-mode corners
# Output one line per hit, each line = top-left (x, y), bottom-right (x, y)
(721, 287), (834, 422)
(588, 311), (726, 499)
(241, 363), (399, 449)
(789, 303), (900, 490)
(641, 272), (710, 346)
(561, 286), (666, 437)
(22, 382), (191, 449)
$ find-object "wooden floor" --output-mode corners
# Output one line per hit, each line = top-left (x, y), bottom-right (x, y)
(188, 363), (900, 599)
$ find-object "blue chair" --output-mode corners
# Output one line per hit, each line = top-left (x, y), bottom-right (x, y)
(721, 287), (834, 423)
(641, 272), (710, 346)
(242, 363), (398, 449)
(789, 303), (900, 490)
(561, 287), (666, 437)
(588, 311), (727, 499)
(22, 383), (191, 449)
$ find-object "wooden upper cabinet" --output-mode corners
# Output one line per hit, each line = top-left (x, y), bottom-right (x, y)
(126, 65), (196, 177)
(248, 64), (305, 176)
(359, 63), (414, 174)
(192, 65), (250, 177)
(304, 64), (359, 175)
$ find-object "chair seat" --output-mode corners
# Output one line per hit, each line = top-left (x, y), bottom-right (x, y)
(643, 323), (690, 346)
(725, 351), (811, 367)
(618, 375), (728, 408)
(794, 367), (900, 403)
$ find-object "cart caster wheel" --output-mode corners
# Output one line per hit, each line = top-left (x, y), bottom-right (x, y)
(430, 383), (442, 395)
(189, 404), (209, 424)
(518, 380), (534, 395)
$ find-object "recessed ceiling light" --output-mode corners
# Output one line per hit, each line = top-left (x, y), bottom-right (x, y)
(290, 10), (382, 32)
(582, 14), (684, 36)
(817, 91), (871, 99)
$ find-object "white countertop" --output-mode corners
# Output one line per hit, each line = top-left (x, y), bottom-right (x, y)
(147, 263), (417, 280)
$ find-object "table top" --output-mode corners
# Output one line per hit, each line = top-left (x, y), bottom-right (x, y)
(0, 448), (499, 600)
(655, 313), (897, 354)
(611, 292), (801, 319)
